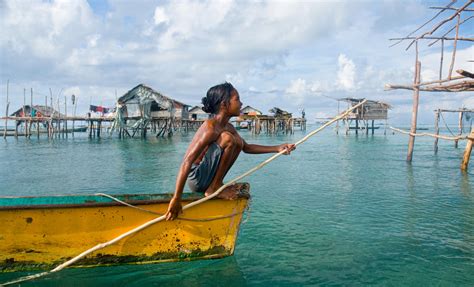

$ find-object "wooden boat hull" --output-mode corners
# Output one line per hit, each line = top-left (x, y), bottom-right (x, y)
(0, 189), (249, 272)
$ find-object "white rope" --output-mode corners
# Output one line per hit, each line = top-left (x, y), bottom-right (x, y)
(1, 99), (367, 286)
(94, 192), (245, 222)
(390, 126), (468, 140)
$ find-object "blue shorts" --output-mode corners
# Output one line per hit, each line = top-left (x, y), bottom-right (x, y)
(187, 142), (223, 193)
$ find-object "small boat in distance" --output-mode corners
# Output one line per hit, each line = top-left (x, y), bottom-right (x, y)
(0, 185), (250, 272)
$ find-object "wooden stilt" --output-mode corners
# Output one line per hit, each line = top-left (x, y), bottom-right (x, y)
(407, 48), (421, 162)
(355, 120), (359, 135)
(455, 110), (463, 148)
(3, 80), (8, 139)
(57, 98), (61, 138)
(434, 109), (440, 153)
(64, 96), (68, 139)
(29, 88), (33, 138)
(371, 120), (375, 135)
(97, 120), (101, 137)
(88, 114), (92, 138)
(461, 128), (474, 171)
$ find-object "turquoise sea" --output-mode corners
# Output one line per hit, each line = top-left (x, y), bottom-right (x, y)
(0, 126), (473, 286)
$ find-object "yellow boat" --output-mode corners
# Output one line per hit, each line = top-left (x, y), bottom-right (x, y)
(0, 184), (250, 272)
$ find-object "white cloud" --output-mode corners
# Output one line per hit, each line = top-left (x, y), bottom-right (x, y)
(337, 54), (356, 91)
(154, 7), (169, 26)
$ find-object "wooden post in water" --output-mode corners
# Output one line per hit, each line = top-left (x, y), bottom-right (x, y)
(88, 113), (92, 138)
(3, 80), (9, 138)
(455, 110), (463, 148)
(371, 120), (375, 135)
(23, 88), (27, 138)
(461, 128), (474, 171)
(434, 109), (440, 154)
(407, 42), (421, 163)
(72, 96), (77, 137)
(96, 120), (101, 138)
(29, 88), (33, 138)
(64, 96), (67, 138)
(355, 120), (359, 135)
(36, 117), (40, 138)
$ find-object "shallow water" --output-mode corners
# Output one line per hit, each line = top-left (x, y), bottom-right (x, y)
(1, 126), (473, 286)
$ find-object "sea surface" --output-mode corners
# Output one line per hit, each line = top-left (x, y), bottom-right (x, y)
(0, 125), (473, 286)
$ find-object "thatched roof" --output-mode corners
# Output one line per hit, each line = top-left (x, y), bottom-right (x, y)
(118, 84), (189, 109)
(338, 98), (392, 109)
(241, 105), (262, 115)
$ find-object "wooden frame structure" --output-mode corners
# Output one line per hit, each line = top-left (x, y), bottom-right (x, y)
(385, 0), (474, 170)
(337, 98), (391, 135)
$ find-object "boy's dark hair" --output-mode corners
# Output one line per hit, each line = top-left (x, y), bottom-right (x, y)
(202, 82), (235, 114)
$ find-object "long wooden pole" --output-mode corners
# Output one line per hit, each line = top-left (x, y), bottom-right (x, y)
(64, 96), (67, 138)
(407, 42), (421, 162)
(447, 14), (460, 80)
(434, 109), (440, 153)
(461, 128), (474, 171)
(3, 80), (9, 138)
(455, 110), (463, 148)
(29, 88), (33, 138)
(439, 39), (444, 80)
(23, 88), (26, 137)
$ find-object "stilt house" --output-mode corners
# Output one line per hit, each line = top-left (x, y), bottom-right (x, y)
(338, 98), (391, 134)
(189, 106), (210, 120)
(10, 105), (62, 118)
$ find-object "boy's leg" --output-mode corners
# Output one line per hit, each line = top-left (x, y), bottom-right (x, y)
(204, 131), (243, 199)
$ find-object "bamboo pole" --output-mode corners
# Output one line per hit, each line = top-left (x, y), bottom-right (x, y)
(389, 36), (473, 42)
(404, 0), (472, 51)
(461, 128), (474, 171)
(23, 88), (26, 137)
(57, 97), (60, 138)
(434, 109), (440, 153)
(407, 43), (421, 162)
(455, 109), (463, 148)
(447, 14), (461, 79)
(64, 96), (67, 138)
(49, 89), (53, 138)
(389, 1), (456, 48)
(385, 79), (473, 91)
(3, 80), (9, 138)
(439, 39), (444, 80)
(36, 117), (40, 138)
(428, 16), (474, 47)
(73, 96), (77, 137)
(29, 88), (33, 138)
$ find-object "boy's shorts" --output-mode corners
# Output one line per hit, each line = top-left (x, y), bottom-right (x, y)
(187, 142), (223, 193)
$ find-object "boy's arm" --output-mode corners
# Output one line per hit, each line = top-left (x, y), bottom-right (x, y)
(243, 141), (295, 154)
(165, 128), (216, 220)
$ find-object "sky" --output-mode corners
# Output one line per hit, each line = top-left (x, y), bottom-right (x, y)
(0, 0), (473, 125)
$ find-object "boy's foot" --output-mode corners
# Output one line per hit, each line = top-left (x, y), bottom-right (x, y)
(204, 183), (250, 200)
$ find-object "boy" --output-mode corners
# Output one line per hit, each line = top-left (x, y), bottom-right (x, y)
(165, 83), (295, 220)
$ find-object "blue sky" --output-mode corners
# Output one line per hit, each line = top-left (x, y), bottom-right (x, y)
(1, 0), (472, 124)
